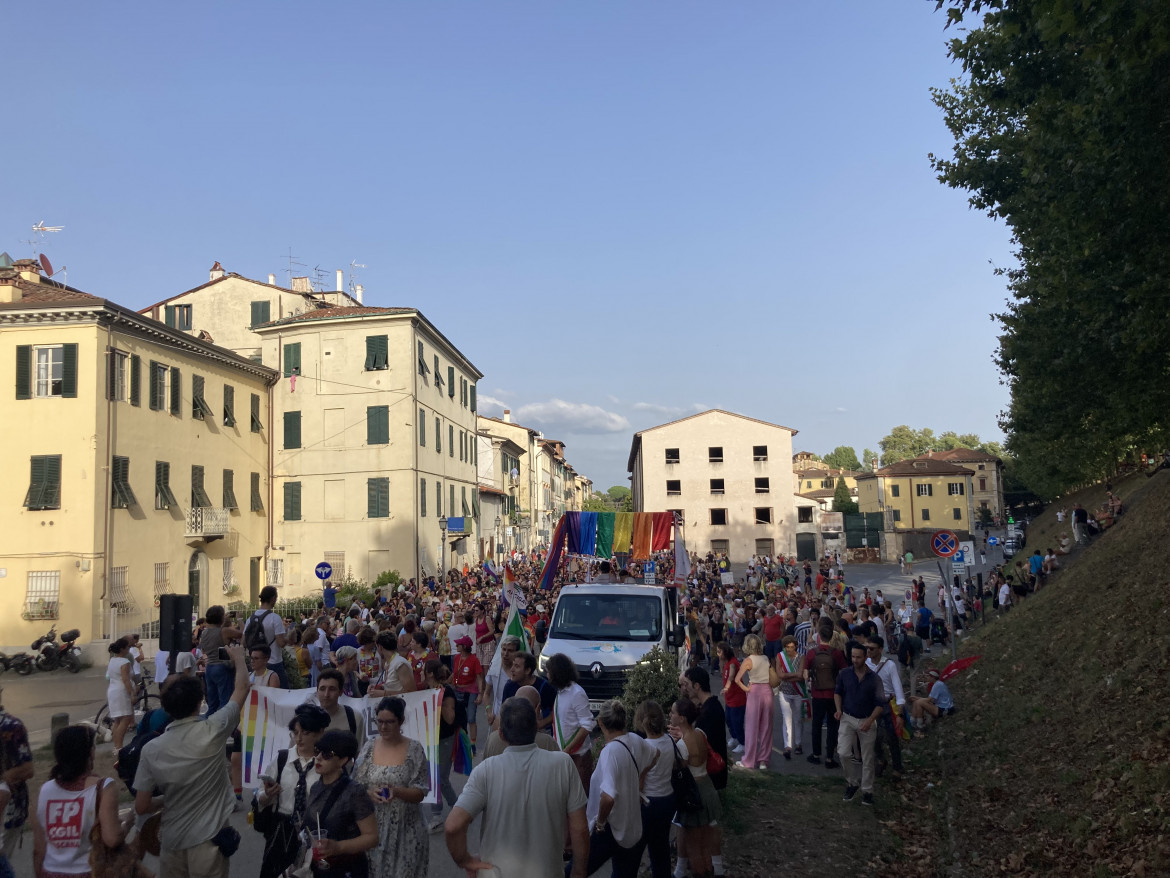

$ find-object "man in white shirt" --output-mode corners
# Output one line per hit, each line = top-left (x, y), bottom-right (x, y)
(865, 636), (905, 779)
(154, 649), (196, 685)
(998, 581), (1012, 612)
(571, 700), (654, 878)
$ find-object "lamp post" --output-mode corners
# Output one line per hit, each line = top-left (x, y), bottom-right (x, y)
(494, 514), (502, 565)
(438, 515), (448, 582)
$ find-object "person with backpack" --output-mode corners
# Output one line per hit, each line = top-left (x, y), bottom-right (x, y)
(802, 619), (847, 769)
(244, 587), (290, 689)
(310, 669), (365, 745)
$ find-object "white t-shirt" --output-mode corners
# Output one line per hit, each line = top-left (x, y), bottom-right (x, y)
(446, 622), (469, 656)
(998, 583), (1011, 606)
(587, 733), (654, 847)
(154, 651), (196, 683)
(642, 734), (675, 799)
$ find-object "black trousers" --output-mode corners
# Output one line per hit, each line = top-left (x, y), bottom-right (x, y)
(810, 697), (839, 760)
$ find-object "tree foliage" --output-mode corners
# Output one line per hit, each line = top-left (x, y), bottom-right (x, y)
(878, 425), (1003, 466)
(606, 485), (633, 512)
(861, 448), (879, 471)
(619, 646), (679, 731)
(832, 477), (859, 515)
(931, 0), (1170, 498)
(823, 445), (862, 471)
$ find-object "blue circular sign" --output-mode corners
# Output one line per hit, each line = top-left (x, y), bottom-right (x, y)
(315, 562), (333, 580)
(987, 536), (999, 546)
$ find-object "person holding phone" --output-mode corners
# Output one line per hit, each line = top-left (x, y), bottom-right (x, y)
(198, 605), (243, 716)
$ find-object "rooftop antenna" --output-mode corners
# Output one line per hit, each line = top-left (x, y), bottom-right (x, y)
(22, 220), (64, 259)
(280, 247), (306, 284)
(348, 260), (366, 296)
(312, 264), (329, 292)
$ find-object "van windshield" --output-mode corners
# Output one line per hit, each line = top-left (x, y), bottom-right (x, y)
(549, 594), (662, 642)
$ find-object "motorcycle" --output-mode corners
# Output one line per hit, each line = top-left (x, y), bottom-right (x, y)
(32, 625), (82, 673)
(0, 652), (34, 675)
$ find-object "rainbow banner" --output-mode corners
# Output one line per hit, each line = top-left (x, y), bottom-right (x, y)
(240, 687), (442, 803)
(612, 512), (633, 554)
(595, 512), (615, 559)
(538, 515), (568, 590)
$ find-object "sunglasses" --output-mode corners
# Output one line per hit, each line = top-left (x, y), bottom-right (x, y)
(314, 749), (339, 760)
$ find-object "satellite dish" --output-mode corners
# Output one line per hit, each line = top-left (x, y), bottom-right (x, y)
(39, 253), (54, 276)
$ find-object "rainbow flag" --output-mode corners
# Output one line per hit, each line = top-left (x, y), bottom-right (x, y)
(452, 728), (474, 775)
(595, 512), (615, 559)
(538, 515), (567, 590)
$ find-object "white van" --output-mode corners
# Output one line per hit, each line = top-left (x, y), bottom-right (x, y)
(537, 583), (686, 711)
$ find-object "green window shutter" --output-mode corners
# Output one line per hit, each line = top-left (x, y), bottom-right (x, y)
(284, 482), (301, 521)
(469, 384), (476, 412)
(251, 301), (271, 328)
(447, 366), (455, 397)
(169, 367), (181, 416)
(436, 481), (442, 516)
(223, 385), (236, 427)
(365, 335), (388, 371)
(283, 343), (301, 378)
(284, 411), (302, 449)
(222, 469), (238, 509)
(449, 424), (454, 458)
(450, 485), (455, 518)
(462, 487), (470, 517)
(420, 478), (427, 517)
(15, 345), (31, 400)
(155, 461), (177, 509)
(191, 464), (212, 507)
(130, 355), (141, 406)
(367, 405), (389, 445)
(435, 417), (441, 453)
(192, 374), (205, 419)
(61, 343), (78, 398)
(250, 472), (263, 512)
(106, 351), (116, 401)
(418, 408), (426, 446)
(164, 304), (176, 327)
(24, 456), (46, 508)
(472, 492), (480, 518)
(112, 456), (137, 508)
(148, 362), (160, 411)
(250, 394), (262, 432)
(367, 478), (389, 518)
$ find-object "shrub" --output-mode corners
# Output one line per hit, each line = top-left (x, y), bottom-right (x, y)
(619, 646), (680, 730)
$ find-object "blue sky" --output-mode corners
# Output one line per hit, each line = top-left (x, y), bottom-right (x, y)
(3, 2), (1012, 491)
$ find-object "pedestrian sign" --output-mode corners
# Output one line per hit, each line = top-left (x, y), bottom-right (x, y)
(315, 561), (333, 580)
(931, 530), (959, 557)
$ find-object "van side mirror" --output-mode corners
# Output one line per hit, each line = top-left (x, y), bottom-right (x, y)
(667, 624), (685, 647)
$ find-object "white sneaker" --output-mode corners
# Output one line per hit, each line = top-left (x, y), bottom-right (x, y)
(727, 738), (741, 750)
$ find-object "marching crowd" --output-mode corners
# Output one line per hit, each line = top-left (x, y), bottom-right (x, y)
(0, 547), (977, 878)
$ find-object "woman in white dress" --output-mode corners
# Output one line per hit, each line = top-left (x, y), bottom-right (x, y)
(105, 637), (135, 749)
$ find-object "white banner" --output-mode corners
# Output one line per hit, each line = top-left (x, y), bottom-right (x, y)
(240, 688), (443, 803)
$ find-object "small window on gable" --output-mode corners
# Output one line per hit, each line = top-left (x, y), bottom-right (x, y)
(665, 448), (680, 464)
(666, 480), (681, 495)
(753, 445), (768, 461)
(708, 447), (723, 463)
(710, 508), (727, 526)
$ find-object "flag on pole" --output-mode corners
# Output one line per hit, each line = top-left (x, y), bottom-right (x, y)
(671, 514), (691, 589)
(538, 515), (567, 590)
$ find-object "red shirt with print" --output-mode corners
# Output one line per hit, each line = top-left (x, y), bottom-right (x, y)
(722, 657), (747, 708)
(452, 653), (483, 694)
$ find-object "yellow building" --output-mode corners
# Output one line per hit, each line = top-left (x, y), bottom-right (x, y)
(0, 257), (275, 649)
(793, 466), (861, 510)
(856, 458), (976, 532)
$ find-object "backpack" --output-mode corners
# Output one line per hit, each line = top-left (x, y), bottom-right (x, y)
(244, 610), (273, 653)
(116, 712), (168, 794)
(343, 704), (358, 736)
(811, 647), (838, 691)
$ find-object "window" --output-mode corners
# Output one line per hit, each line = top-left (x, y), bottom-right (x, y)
(250, 472), (263, 512)
(710, 478), (725, 494)
(368, 478), (390, 518)
(892, 509), (902, 522)
(921, 508), (931, 521)
(953, 507), (963, 520)
(916, 484), (933, 497)
(153, 562), (170, 597)
(165, 304), (192, 330)
(755, 507), (772, 524)
(283, 343), (301, 379)
(284, 411), (302, 449)
(250, 393), (262, 432)
(459, 431), (465, 462)
(418, 408), (426, 446)
(222, 385), (236, 427)
(798, 506), (814, 523)
(283, 482), (302, 521)
(267, 558), (283, 587)
(753, 445), (768, 461)
(890, 484), (900, 498)
(191, 375), (213, 419)
(222, 469), (238, 510)
(665, 448), (680, 464)
(24, 571), (60, 621)
(223, 557), (236, 593)
(107, 351), (129, 402)
(148, 362), (166, 410)
(191, 465), (211, 508)
(710, 508), (727, 526)
(449, 424), (454, 457)
(435, 481), (442, 517)
(710, 539), (730, 555)
(978, 477), (987, 491)
(111, 456), (137, 508)
(434, 356), (443, 392)
(169, 366), (181, 416)
(460, 378), (467, 406)
(666, 480), (681, 495)
(28, 344), (77, 399)
(977, 464), (985, 470)
(420, 478), (427, 517)
(756, 538), (774, 555)
(24, 455), (61, 510)
(469, 384), (476, 412)
(948, 482), (965, 496)
(324, 552), (345, 583)
(462, 487), (470, 517)
(435, 417), (441, 453)
(364, 335), (388, 371)
(35, 345), (62, 398)
(109, 566), (131, 614)
(367, 405), (389, 445)
(155, 461), (178, 509)
(250, 300), (271, 328)
(708, 446), (723, 463)
(821, 478), (835, 489)
(417, 341), (428, 377)
(755, 477), (770, 493)
(447, 366), (455, 398)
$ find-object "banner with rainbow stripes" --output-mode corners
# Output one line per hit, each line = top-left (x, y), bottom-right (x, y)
(240, 687), (443, 803)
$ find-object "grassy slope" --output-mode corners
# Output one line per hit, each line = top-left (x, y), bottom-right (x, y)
(908, 471), (1170, 877)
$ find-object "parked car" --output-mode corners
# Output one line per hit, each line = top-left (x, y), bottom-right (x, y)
(1002, 538), (1019, 560)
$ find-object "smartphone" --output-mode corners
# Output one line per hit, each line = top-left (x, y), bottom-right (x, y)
(218, 647), (229, 661)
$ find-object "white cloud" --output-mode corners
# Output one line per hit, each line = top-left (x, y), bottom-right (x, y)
(478, 394), (508, 414)
(514, 398), (631, 434)
(631, 401), (684, 416)
(491, 388), (515, 398)
(835, 406), (847, 413)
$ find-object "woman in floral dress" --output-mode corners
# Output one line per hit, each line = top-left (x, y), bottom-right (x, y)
(352, 696), (431, 878)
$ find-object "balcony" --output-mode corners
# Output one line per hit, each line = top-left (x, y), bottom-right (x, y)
(186, 507), (231, 542)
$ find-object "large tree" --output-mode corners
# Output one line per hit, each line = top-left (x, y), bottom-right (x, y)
(931, 0), (1170, 497)
(822, 445), (862, 471)
(832, 477), (859, 515)
(606, 485), (633, 512)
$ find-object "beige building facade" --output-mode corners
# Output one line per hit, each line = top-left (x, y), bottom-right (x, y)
(856, 458), (977, 532)
(628, 409), (799, 561)
(0, 258), (274, 649)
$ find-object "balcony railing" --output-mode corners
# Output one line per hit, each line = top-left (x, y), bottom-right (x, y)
(186, 507), (231, 539)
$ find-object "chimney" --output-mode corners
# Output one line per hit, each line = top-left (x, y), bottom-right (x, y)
(268, 273), (276, 285)
(503, 409), (512, 423)
(355, 284), (363, 304)
(336, 269), (344, 292)
(209, 261), (225, 281)
(15, 259), (41, 283)
(291, 276), (311, 293)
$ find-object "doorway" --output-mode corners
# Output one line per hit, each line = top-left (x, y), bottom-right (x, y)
(795, 533), (817, 562)
(188, 551), (207, 614)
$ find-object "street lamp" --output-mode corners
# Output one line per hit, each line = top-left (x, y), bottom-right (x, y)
(494, 515), (502, 564)
(438, 515), (448, 581)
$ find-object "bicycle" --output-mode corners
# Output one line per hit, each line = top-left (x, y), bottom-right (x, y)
(95, 675), (160, 740)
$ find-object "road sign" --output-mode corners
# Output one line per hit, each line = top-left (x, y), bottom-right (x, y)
(931, 530), (959, 557)
(987, 536), (999, 546)
(960, 540), (975, 559)
(315, 562), (333, 580)
(643, 561), (656, 585)
(952, 550), (965, 564)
